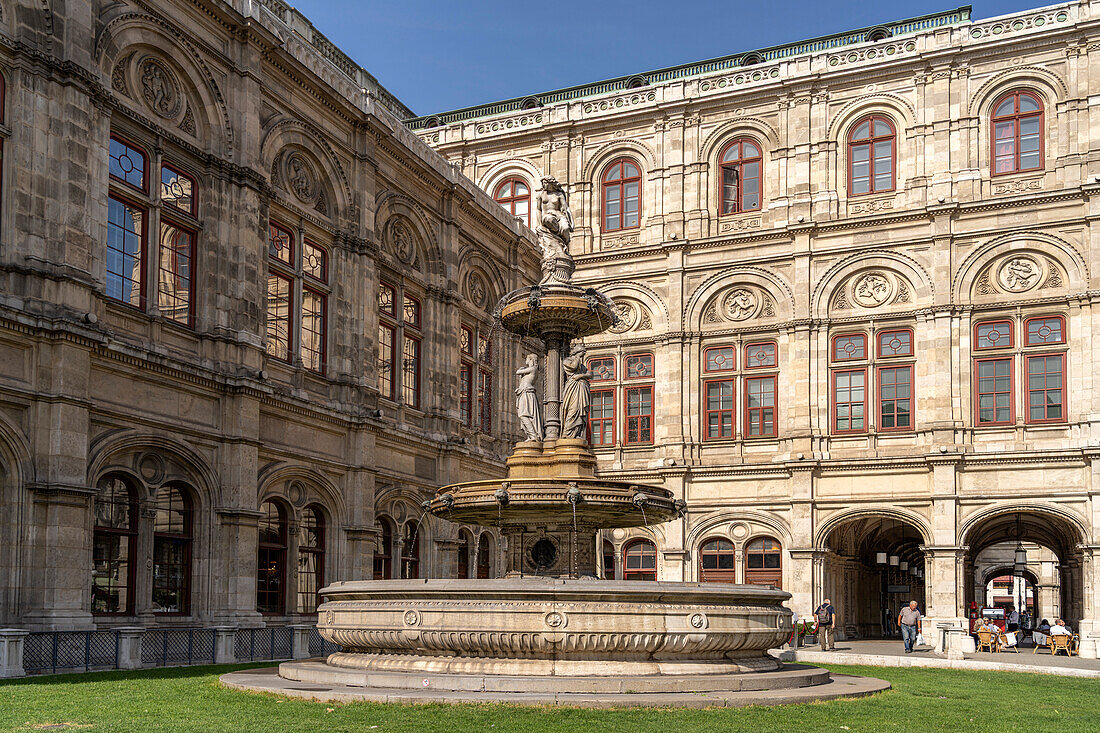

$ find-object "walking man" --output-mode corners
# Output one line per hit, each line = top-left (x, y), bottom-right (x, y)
(814, 598), (837, 651)
(898, 600), (923, 653)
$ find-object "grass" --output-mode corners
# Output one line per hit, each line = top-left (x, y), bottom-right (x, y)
(1, 662), (1098, 733)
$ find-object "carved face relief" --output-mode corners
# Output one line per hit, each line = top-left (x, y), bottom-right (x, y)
(139, 57), (182, 119)
(609, 301), (638, 333)
(724, 288), (758, 321)
(851, 272), (893, 307)
(998, 256), (1041, 293)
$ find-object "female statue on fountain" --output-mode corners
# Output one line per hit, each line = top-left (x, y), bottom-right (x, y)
(515, 354), (544, 442)
(560, 343), (591, 441)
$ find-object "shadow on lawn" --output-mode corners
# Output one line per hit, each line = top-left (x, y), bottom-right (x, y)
(0, 663), (276, 687)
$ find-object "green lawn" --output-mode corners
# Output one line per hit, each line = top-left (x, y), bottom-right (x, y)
(1, 662), (1097, 733)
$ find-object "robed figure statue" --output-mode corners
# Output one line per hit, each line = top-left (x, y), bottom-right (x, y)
(560, 343), (591, 440)
(515, 354), (544, 442)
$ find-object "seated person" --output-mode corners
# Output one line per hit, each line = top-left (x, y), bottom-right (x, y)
(1038, 619), (1051, 634)
(1050, 619), (1071, 636)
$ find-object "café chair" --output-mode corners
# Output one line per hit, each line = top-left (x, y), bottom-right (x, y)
(976, 628), (997, 653)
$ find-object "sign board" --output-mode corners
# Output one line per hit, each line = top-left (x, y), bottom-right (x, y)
(887, 584), (911, 594)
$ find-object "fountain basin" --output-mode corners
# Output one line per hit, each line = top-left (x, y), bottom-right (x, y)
(498, 284), (616, 339)
(316, 578), (792, 676)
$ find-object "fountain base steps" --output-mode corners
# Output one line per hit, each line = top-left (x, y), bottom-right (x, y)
(222, 663), (890, 708)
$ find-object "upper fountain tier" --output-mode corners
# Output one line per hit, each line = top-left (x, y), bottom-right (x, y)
(497, 283), (617, 342)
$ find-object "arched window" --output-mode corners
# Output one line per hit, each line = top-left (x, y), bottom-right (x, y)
(493, 177), (531, 226)
(401, 521), (420, 579)
(601, 158), (641, 232)
(92, 476), (137, 615)
(700, 537), (737, 583)
(602, 539), (616, 580)
(152, 484), (192, 614)
(297, 505), (325, 613)
(476, 534), (491, 579)
(622, 539), (657, 581)
(457, 531), (471, 578)
(848, 115), (895, 196)
(373, 516), (394, 579)
(992, 91), (1043, 175)
(718, 139), (762, 214)
(744, 537), (782, 588)
(257, 500), (288, 614)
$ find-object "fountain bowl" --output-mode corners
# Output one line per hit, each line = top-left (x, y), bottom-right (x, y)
(498, 284), (616, 339)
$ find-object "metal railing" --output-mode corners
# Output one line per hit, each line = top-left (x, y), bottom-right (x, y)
(141, 628), (216, 667)
(234, 626), (293, 662)
(23, 630), (120, 675)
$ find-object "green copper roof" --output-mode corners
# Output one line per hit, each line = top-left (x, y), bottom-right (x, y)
(405, 6), (972, 130)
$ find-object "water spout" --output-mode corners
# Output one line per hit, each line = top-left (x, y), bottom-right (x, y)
(495, 486), (510, 506)
(439, 493), (455, 511)
(566, 483), (582, 505)
(673, 499), (688, 518)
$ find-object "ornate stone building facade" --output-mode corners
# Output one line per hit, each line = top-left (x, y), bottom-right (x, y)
(0, 0), (538, 631)
(415, 2), (1100, 653)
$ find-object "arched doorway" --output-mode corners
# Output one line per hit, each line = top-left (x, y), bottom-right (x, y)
(822, 513), (928, 639)
(744, 537), (782, 588)
(962, 507), (1087, 632)
(699, 537), (737, 583)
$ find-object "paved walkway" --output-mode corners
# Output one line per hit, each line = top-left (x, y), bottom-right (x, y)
(777, 639), (1100, 677)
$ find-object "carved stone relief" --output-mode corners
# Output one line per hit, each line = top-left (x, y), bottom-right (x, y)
(140, 57), (183, 119)
(284, 151), (319, 205)
(831, 270), (914, 312)
(112, 53), (133, 98)
(465, 271), (490, 311)
(608, 300), (652, 334)
(972, 253), (1064, 297)
(704, 285), (775, 325)
(387, 218), (418, 266)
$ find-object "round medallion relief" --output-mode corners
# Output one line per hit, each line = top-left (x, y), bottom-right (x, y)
(530, 538), (558, 571)
(609, 302), (637, 333)
(544, 611), (566, 628)
(723, 288), (758, 321)
(283, 152), (319, 205)
(139, 57), (183, 120)
(997, 256), (1042, 293)
(137, 453), (166, 484)
(730, 523), (749, 539)
(689, 612), (708, 629)
(466, 272), (489, 310)
(403, 610), (421, 627)
(851, 272), (895, 307)
(389, 220), (417, 265)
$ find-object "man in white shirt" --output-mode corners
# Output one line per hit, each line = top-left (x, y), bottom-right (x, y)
(1007, 607), (1020, 631)
(1049, 619), (1071, 636)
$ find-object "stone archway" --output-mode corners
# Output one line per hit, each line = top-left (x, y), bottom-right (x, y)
(821, 513), (929, 639)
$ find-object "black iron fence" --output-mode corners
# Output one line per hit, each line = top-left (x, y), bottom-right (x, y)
(233, 626), (293, 661)
(308, 626), (342, 657)
(141, 628), (217, 667)
(23, 630), (120, 674)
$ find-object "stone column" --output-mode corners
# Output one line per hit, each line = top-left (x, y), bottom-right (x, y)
(435, 538), (461, 579)
(21, 487), (96, 631)
(542, 332), (566, 441)
(0, 629), (29, 678)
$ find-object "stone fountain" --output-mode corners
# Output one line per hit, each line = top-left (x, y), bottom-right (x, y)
(252, 176), (889, 706)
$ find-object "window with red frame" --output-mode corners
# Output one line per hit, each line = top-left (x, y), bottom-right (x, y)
(373, 516), (394, 580)
(700, 537), (737, 583)
(877, 365), (913, 431)
(975, 320), (1013, 350)
(744, 341), (777, 369)
(992, 91), (1043, 175)
(625, 385), (654, 444)
(378, 283), (397, 400)
(256, 500), (287, 614)
(493, 177), (531, 226)
(975, 357), (1013, 425)
(152, 484), (192, 615)
(744, 537), (782, 588)
(92, 475), (138, 615)
(705, 379), (734, 439)
(704, 345), (735, 372)
(848, 115), (895, 196)
(602, 158), (641, 232)
(622, 539), (657, 581)
(745, 375), (777, 437)
(589, 356), (616, 382)
(402, 295), (421, 408)
(832, 368), (867, 433)
(877, 328), (913, 358)
(625, 353), (653, 379)
(458, 322), (492, 433)
(266, 222), (329, 373)
(719, 138), (763, 214)
(589, 388), (615, 446)
(1025, 316), (1064, 346)
(832, 333), (867, 361)
(1026, 353), (1064, 423)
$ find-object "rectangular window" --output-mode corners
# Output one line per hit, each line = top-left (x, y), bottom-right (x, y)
(460, 363), (472, 427)
(744, 341), (777, 369)
(477, 331), (491, 364)
(109, 136), (147, 191)
(589, 388), (615, 446)
(460, 325), (473, 356)
(878, 365), (913, 431)
(976, 357), (1013, 425)
(589, 356), (616, 382)
(106, 196), (146, 308)
(265, 273), (292, 362)
(705, 380), (735, 439)
(745, 375), (777, 437)
(300, 288), (326, 373)
(379, 281), (396, 317)
(478, 368), (492, 433)
(832, 333), (866, 362)
(625, 353), (654, 379)
(403, 294), (421, 329)
(851, 142), (870, 195)
(402, 335), (421, 407)
(378, 323), (396, 400)
(704, 346), (735, 372)
(302, 240), (327, 282)
(157, 221), (192, 325)
(975, 320), (1013, 349)
(160, 164), (195, 216)
(625, 386), (654, 444)
(877, 329), (913, 358)
(994, 121), (1016, 175)
(832, 368), (867, 433)
(268, 223), (293, 266)
(1026, 354), (1064, 423)
(1025, 316), (1065, 346)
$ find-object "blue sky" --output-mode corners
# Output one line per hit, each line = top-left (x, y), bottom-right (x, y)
(290, 0), (1050, 116)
